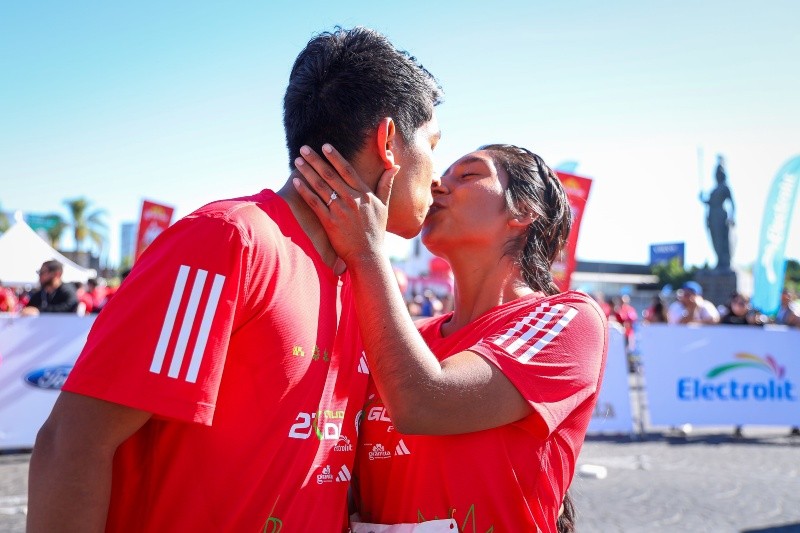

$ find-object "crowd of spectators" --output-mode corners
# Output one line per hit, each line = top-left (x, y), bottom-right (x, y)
(590, 281), (800, 438)
(0, 260), (126, 317)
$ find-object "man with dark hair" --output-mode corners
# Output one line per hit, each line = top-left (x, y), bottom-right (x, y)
(21, 260), (79, 315)
(285, 27), (443, 238)
(28, 27), (442, 532)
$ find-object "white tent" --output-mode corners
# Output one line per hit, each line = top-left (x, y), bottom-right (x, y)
(0, 215), (96, 286)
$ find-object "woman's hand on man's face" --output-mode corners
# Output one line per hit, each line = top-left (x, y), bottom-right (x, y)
(292, 143), (400, 265)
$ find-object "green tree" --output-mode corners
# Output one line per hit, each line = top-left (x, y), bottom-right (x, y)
(0, 204), (9, 234)
(785, 259), (800, 293)
(651, 258), (699, 290)
(63, 197), (107, 253)
(44, 214), (68, 248)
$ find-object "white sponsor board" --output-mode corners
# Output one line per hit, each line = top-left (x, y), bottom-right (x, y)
(641, 324), (800, 426)
(0, 315), (94, 449)
(586, 325), (634, 434)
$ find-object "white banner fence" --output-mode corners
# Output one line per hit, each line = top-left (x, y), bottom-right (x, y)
(586, 325), (635, 434)
(1, 316), (798, 450)
(0, 315), (96, 449)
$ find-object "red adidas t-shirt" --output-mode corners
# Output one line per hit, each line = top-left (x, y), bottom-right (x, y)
(355, 291), (608, 532)
(63, 190), (369, 532)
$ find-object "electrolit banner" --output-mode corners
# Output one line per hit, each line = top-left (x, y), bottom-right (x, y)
(641, 324), (800, 426)
(552, 172), (593, 291)
(752, 156), (800, 315)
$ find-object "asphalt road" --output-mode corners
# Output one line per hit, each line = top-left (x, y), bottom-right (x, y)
(2, 427), (799, 532)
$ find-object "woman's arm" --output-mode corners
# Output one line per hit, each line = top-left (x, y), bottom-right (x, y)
(292, 145), (531, 435)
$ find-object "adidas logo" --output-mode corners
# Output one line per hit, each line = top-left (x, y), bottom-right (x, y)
(357, 352), (370, 374)
(368, 443), (391, 461)
(395, 439), (410, 456)
(336, 465), (351, 482)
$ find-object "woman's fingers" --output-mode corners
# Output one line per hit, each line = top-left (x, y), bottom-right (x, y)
(292, 177), (329, 219)
(294, 143), (395, 210)
(294, 155), (338, 207)
(296, 145), (353, 199)
(320, 144), (370, 192)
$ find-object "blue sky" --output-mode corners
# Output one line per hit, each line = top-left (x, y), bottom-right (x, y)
(2, 0), (798, 272)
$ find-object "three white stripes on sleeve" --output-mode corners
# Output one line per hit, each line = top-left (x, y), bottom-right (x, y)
(149, 265), (226, 383)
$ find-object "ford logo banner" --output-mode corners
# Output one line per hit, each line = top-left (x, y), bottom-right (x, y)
(24, 365), (73, 390)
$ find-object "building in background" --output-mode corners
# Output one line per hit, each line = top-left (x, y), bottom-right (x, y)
(119, 222), (136, 269)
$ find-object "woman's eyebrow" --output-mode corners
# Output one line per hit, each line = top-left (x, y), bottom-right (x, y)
(444, 156), (485, 175)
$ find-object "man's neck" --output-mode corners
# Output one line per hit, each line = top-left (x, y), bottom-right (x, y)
(44, 280), (61, 294)
(277, 172), (337, 268)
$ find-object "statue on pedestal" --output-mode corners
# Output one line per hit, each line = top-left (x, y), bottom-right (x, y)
(700, 155), (736, 271)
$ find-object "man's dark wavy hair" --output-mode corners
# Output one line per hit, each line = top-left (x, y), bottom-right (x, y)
(283, 27), (443, 168)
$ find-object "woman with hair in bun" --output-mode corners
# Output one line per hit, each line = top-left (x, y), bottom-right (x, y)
(294, 143), (608, 532)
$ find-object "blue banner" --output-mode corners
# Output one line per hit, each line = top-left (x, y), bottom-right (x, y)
(649, 242), (685, 267)
(752, 156), (800, 315)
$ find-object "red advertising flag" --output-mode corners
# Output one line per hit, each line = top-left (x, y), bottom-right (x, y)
(552, 172), (593, 291)
(134, 200), (175, 262)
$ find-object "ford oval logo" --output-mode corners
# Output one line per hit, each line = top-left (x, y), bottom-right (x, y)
(24, 365), (73, 390)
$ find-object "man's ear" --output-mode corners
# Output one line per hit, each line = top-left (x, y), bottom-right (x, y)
(375, 117), (397, 170)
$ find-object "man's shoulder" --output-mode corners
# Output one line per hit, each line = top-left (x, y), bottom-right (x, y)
(700, 299), (719, 312)
(190, 189), (279, 221)
(57, 282), (77, 296)
(182, 189), (298, 240)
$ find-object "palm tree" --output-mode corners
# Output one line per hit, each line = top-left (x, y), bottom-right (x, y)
(44, 214), (68, 248)
(64, 197), (107, 253)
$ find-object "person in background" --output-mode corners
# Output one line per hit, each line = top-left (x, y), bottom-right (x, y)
(419, 288), (443, 317)
(643, 294), (669, 323)
(84, 278), (108, 313)
(773, 288), (800, 437)
(612, 294), (638, 348)
(718, 291), (765, 438)
(720, 292), (766, 326)
(0, 280), (17, 313)
(667, 281), (719, 325)
(73, 282), (93, 315)
(776, 288), (800, 328)
(21, 260), (79, 315)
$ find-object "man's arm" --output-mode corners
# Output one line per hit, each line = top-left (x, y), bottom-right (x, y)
(28, 392), (151, 533)
(668, 302), (696, 324)
(700, 300), (721, 324)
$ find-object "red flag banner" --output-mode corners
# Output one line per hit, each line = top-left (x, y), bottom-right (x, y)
(552, 172), (593, 291)
(135, 200), (175, 262)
